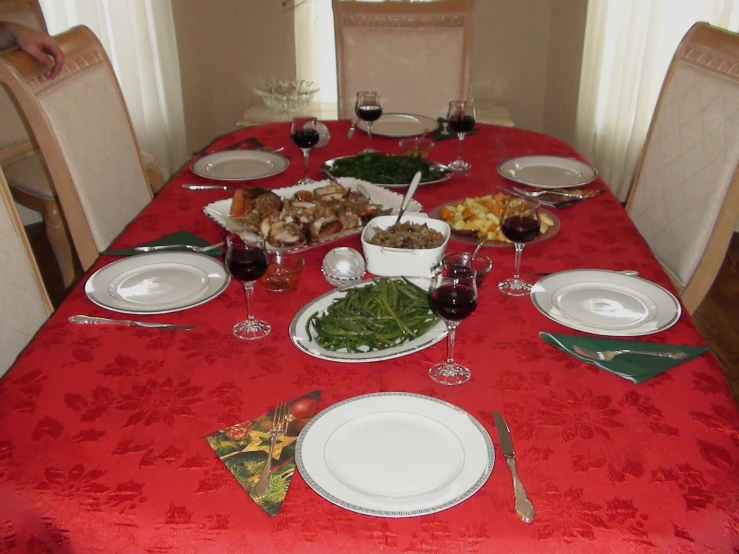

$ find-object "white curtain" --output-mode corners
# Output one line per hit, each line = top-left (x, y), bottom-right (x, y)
(575, 0), (739, 200)
(39, 0), (188, 179)
(294, 0), (337, 107)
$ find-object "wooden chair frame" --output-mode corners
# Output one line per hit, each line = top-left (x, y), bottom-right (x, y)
(626, 22), (739, 314)
(0, 25), (152, 271)
(332, 0), (474, 119)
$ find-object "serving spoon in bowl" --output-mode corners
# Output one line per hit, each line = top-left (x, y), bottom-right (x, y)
(395, 171), (423, 225)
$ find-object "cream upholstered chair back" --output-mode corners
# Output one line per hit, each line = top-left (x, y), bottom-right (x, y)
(0, 25), (153, 270)
(0, 167), (52, 377)
(332, 0), (473, 120)
(626, 23), (739, 315)
(0, 0), (47, 155)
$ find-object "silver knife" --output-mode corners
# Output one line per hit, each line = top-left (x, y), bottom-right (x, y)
(493, 411), (535, 523)
(347, 119), (357, 138)
(69, 315), (194, 330)
(183, 184), (243, 191)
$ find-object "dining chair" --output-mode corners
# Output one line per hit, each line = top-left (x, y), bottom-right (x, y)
(332, 0), (474, 120)
(0, 166), (53, 378)
(0, 0), (164, 287)
(626, 22), (739, 315)
(0, 25), (153, 272)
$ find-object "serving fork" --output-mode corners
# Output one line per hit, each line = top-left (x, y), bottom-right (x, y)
(134, 241), (224, 253)
(253, 401), (290, 499)
(573, 345), (689, 362)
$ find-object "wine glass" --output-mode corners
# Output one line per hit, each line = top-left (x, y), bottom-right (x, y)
(428, 262), (478, 385)
(355, 91), (383, 153)
(446, 100), (476, 171)
(291, 116), (320, 185)
(498, 198), (541, 296)
(225, 232), (271, 340)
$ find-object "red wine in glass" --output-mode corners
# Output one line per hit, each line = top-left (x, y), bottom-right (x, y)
(226, 233), (271, 340)
(355, 91), (382, 152)
(501, 215), (541, 243)
(291, 116), (319, 184)
(356, 105), (383, 122)
(428, 262), (478, 386)
(498, 198), (541, 297)
(430, 284), (478, 320)
(448, 114), (476, 134)
(291, 128), (320, 149)
(226, 247), (268, 282)
(446, 100), (476, 171)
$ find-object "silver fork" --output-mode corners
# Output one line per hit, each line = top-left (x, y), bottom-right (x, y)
(573, 345), (689, 362)
(511, 186), (588, 199)
(134, 241), (224, 253)
(253, 401), (290, 499)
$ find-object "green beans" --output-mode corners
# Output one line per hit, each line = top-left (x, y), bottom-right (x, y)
(307, 278), (439, 352)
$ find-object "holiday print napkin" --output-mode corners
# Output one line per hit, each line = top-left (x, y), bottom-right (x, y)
(205, 390), (321, 516)
(103, 230), (223, 257)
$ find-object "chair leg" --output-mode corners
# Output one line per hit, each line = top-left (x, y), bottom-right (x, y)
(146, 165), (165, 195)
(42, 199), (76, 288)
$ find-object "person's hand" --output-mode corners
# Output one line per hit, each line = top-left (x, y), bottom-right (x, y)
(12, 26), (65, 79)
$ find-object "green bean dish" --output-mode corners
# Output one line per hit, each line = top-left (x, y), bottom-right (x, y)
(306, 278), (440, 352)
(328, 153), (446, 184)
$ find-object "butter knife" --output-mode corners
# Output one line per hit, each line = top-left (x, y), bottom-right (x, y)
(493, 411), (535, 523)
(69, 315), (194, 330)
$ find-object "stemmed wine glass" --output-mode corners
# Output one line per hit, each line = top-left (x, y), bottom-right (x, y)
(355, 91), (383, 153)
(225, 232), (271, 340)
(447, 100), (476, 171)
(291, 116), (320, 185)
(428, 262), (478, 385)
(498, 198), (541, 296)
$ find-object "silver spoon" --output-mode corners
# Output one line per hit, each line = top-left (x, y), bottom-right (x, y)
(471, 239), (484, 260)
(395, 171), (422, 225)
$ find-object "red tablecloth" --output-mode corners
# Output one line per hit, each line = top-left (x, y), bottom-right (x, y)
(1, 122), (737, 553)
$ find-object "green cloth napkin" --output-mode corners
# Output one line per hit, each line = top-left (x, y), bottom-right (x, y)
(540, 332), (708, 384)
(433, 117), (481, 142)
(103, 230), (223, 257)
(199, 136), (269, 155)
(205, 390), (322, 517)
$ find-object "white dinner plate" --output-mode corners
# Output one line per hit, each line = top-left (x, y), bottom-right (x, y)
(203, 178), (423, 254)
(289, 277), (447, 362)
(191, 151), (289, 181)
(531, 270), (681, 336)
(498, 156), (598, 189)
(296, 392), (494, 517)
(321, 157), (453, 189)
(356, 113), (438, 138)
(85, 252), (230, 314)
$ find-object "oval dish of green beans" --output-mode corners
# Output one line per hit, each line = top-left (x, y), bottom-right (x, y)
(306, 278), (440, 352)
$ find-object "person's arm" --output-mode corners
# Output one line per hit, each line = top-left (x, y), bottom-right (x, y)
(0, 21), (64, 79)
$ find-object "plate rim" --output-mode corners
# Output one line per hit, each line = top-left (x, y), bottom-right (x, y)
(202, 178), (423, 254)
(427, 198), (560, 248)
(84, 252), (230, 315)
(190, 150), (289, 181)
(295, 392), (495, 517)
(289, 276), (447, 363)
(321, 155), (453, 188)
(530, 269), (682, 336)
(356, 112), (439, 138)
(497, 155), (598, 189)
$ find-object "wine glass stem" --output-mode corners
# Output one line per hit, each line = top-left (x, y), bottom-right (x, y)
(367, 122), (373, 151)
(456, 133), (466, 162)
(445, 321), (459, 363)
(242, 281), (256, 322)
(301, 148), (310, 180)
(513, 243), (524, 280)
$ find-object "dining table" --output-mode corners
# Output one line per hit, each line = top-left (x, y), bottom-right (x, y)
(0, 120), (737, 553)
